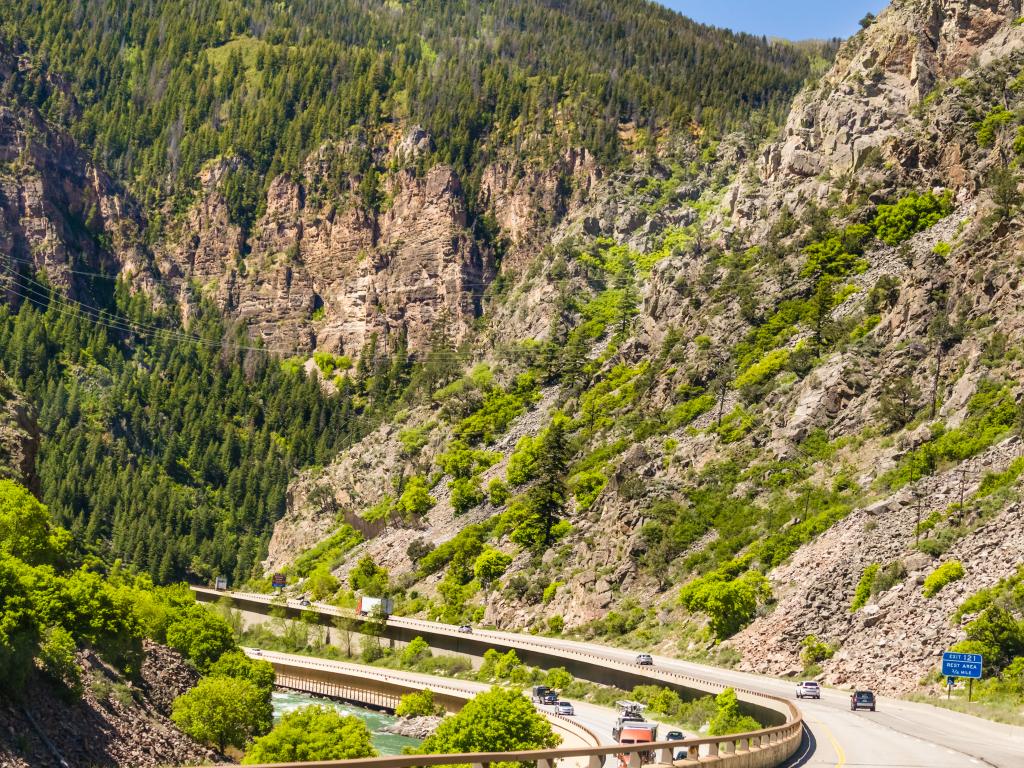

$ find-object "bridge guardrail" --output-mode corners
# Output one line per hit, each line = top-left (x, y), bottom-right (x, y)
(199, 589), (803, 768)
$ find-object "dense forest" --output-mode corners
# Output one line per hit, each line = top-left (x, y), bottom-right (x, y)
(0, 0), (820, 224)
(0, 274), (424, 582)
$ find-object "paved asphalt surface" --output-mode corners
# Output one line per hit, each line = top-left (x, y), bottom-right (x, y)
(209, 589), (1024, 767)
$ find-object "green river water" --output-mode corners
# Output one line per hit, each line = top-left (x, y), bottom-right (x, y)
(271, 691), (422, 755)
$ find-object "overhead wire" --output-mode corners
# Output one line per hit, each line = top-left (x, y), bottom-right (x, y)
(0, 263), (547, 363)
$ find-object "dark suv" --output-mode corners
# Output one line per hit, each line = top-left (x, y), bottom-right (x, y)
(850, 690), (876, 711)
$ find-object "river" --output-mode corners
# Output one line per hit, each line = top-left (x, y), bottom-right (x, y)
(271, 690), (423, 755)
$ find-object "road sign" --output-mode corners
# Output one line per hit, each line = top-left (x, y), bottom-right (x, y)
(941, 651), (982, 679)
(271, 573), (286, 588)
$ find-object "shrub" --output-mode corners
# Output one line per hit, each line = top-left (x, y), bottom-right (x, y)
(976, 106), (1013, 148)
(349, 555), (390, 597)
(713, 406), (756, 444)
(450, 476), (485, 515)
(923, 560), (965, 598)
(406, 538), (434, 563)
(572, 470), (607, 512)
(396, 476), (435, 519)
(400, 637), (432, 667)
(488, 478), (509, 506)
(707, 688), (761, 736)
(872, 190), (952, 246)
(851, 564), (880, 611)
(734, 348), (790, 390)
(399, 425), (433, 457)
(542, 581), (564, 604)
(305, 566), (340, 601)
(396, 688), (444, 718)
(38, 626), (81, 694)
(800, 634), (835, 665)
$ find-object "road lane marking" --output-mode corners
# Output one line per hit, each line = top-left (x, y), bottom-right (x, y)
(816, 722), (846, 768)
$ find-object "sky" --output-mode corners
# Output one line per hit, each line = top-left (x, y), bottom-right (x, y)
(659, 1), (891, 41)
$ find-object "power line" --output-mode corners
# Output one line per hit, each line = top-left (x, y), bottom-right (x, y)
(0, 265), (548, 363)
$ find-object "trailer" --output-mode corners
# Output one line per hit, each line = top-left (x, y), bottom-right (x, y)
(357, 596), (394, 617)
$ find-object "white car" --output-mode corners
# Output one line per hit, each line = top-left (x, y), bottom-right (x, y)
(796, 681), (821, 699)
(636, 653), (654, 665)
(555, 700), (575, 716)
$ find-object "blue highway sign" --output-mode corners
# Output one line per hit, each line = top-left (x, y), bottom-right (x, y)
(941, 651), (982, 679)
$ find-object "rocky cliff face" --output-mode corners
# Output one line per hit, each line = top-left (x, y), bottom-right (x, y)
(0, 46), (159, 304)
(159, 143), (489, 356)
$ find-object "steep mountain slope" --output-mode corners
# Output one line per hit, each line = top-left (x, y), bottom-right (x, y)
(0, 1), (821, 579)
(266, 0), (1024, 704)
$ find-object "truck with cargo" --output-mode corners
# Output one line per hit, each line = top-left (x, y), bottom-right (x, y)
(357, 596), (394, 617)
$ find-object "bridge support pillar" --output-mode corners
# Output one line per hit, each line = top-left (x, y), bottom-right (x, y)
(588, 754), (605, 768)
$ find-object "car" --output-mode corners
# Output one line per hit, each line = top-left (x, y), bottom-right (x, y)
(457, 624), (473, 633)
(850, 690), (876, 711)
(299, 598), (312, 606)
(555, 701), (575, 716)
(795, 681), (821, 699)
(636, 653), (654, 666)
(665, 730), (685, 741)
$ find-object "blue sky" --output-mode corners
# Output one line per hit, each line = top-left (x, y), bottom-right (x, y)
(659, 1), (891, 40)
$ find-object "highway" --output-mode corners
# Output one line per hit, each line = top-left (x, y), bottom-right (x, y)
(392, 616), (1024, 767)
(200, 589), (1024, 767)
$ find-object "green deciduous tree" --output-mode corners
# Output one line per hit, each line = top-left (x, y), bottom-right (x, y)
(396, 476), (436, 520)
(419, 687), (559, 760)
(349, 555), (390, 597)
(678, 570), (772, 639)
(305, 566), (340, 601)
(208, 650), (275, 697)
(171, 676), (273, 752)
(400, 636), (431, 666)
(707, 688), (761, 736)
(473, 548), (513, 586)
(242, 705), (376, 764)
(165, 604), (237, 671)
